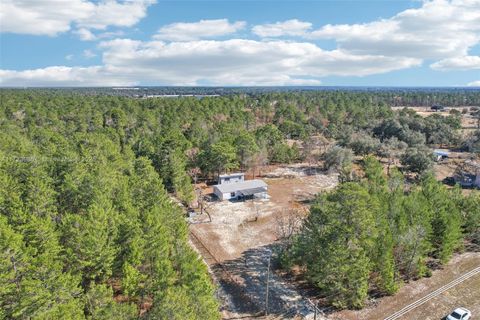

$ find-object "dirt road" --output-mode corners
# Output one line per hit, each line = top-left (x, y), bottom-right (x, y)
(384, 266), (480, 320)
(334, 252), (480, 320)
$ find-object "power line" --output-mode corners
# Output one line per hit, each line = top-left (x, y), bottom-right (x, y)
(384, 265), (480, 320)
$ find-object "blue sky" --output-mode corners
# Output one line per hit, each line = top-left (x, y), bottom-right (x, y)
(1, 0), (479, 87)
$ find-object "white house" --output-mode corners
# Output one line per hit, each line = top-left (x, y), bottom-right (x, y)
(213, 177), (268, 201)
(433, 150), (449, 162)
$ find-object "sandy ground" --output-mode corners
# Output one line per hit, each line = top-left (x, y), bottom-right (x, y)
(191, 165), (338, 262)
(332, 251), (480, 320)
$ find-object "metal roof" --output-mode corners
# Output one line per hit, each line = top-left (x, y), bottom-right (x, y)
(214, 179), (267, 193)
(433, 150), (449, 156)
(238, 187), (268, 196)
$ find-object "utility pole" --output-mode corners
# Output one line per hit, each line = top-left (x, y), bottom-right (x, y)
(307, 298), (319, 320)
(265, 249), (272, 316)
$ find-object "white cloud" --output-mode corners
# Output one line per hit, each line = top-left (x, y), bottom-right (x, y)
(308, 0), (480, 64)
(153, 19), (246, 41)
(431, 55), (480, 70)
(0, 38), (421, 86)
(0, 0), (92, 36)
(76, 0), (156, 30)
(75, 28), (97, 41)
(0, 66), (135, 87)
(97, 30), (126, 39)
(65, 54), (74, 61)
(468, 80), (480, 86)
(83, 49), (97, 58)
(74, 29), (126, 41)
(252, 19), (312, 37)
(3, 1), (479, 86)
(0, 0), (155, 37)
(100, 39), (419, 81)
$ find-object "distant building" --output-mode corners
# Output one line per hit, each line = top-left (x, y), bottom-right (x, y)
(213, 173), (268, 200)
(454, 161), (480, 188)
(431, 105), (445, 112)
(218, 173), (245, 185)
(433, 150), (449, 162)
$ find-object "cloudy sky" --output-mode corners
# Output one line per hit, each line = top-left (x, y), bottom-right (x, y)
(0, 0), (479, 87)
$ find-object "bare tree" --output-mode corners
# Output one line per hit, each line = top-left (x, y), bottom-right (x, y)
(188, 167), (202, 208)
(275, 209), (305, 242)
(250, 145), (269, 178)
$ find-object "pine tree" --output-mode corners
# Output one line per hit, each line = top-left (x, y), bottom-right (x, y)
(61, 201), (119, 286)
(293, 183), (377, 309)
(84, 283), (137, 320)
(421, 175), (462, 263)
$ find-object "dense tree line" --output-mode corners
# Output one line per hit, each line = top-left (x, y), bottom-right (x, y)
(34, 87), (480, 107)
(0, 92), (219, 319)
(279, 156), (480, 309)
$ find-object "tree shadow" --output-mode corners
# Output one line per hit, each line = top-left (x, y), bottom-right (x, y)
(213, 244), (315, 318)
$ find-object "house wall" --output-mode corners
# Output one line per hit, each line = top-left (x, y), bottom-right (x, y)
(213, 186), (223, 200)
(213, 186), (233, 200)
(213, 183), (269, 201)
(213, 189), (269, 201)
(222, 192), (233, 200)
(219, 175), (244, 184)
(254, 192), (268, 199)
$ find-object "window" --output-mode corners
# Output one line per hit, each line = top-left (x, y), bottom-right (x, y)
(225, 178), (230, 182)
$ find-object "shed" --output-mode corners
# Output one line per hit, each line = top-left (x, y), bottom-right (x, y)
(433, 150), (449, 161)
(218, 173), (245, 185)
(213, 179), (268, 201)
(431, 105), (445, 112)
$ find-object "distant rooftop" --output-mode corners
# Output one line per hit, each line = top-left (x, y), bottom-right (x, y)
(434, 150), (449, 156)
(219, 172), (245, 178)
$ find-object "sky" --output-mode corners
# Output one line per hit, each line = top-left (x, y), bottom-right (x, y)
(0, 0), (479, 87)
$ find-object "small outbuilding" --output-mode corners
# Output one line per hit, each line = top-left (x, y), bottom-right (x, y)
(213, 179), (268, 201)
(431, 105), (445, 112)
(218, 173), (245, 184)
(433, 150), (449, 162)
(454, 160), (480, 188)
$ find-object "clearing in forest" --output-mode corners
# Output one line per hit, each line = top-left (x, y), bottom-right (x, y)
(189, 164), (338, 318)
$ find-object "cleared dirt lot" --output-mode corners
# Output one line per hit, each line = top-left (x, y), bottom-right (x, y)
(191, 165), (338, 262)
(333, 251), (480, 320)
(189, 165), (338, 319)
